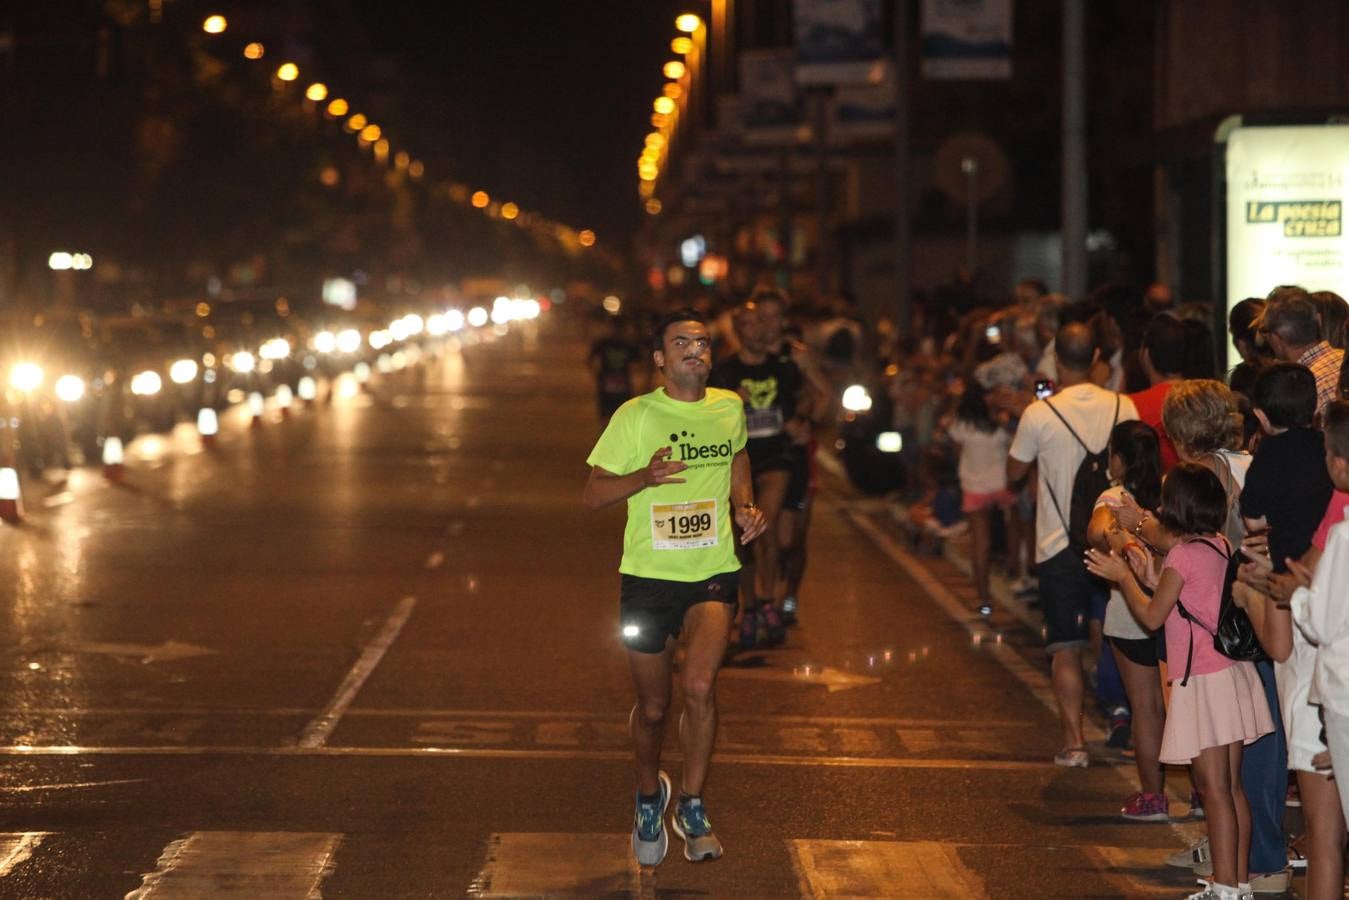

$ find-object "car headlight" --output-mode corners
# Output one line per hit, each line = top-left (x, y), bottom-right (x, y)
(169, 359), (199, 384)
(9, 362), (43, 393)
(876, 431), (903, 453)
(130, 370), (162, 396)
(841, 384), (873, 413)
(54, 374), (86, 403)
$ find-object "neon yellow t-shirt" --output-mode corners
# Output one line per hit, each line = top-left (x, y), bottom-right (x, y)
(587, 387), (747, 582)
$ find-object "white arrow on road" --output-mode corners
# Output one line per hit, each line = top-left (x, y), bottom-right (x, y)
(64, 641), (217, 665)
(721, 665), (880, 693)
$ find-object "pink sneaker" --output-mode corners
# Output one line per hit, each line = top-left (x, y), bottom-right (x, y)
(1121, 791), (1169, 822)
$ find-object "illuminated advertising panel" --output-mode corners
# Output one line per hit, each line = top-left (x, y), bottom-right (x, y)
(1225, 123), (1349, 367)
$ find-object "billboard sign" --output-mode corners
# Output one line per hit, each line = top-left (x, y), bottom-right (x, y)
(1224, 122), (1349, 366)
(793, 0), (887, 87)
(921, 0), (1012, 80)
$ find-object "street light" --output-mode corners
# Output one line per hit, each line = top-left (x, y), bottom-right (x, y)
(243, 42), (264, 60)
(663, 83), (682, 100)
(305, 83), (328, 102)
(664, 61), (686, 79)
(202, 15), (227, 34)
(653, 96), (675, 115)
(346, 113), (367, 133)
(676, 13), (703, 33)
(276, 62), (299, 82)
(471, 191), (490, 208)
(645, 133), (666, 150)
(578, 230), (596, 247)
(326, 98), (348, 117)
(359, 124), (382, 143)
(671, 37), (693, 55)
(501, 202), (519, 220)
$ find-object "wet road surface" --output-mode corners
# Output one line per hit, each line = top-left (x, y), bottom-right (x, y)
(0, 318), (1233, 897)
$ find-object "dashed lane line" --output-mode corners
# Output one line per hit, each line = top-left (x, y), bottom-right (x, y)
(124, 831), (341, 899)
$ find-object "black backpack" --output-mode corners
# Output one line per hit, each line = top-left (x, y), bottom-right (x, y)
(1042, 395), (1119, 553)
(1172, 537), (1267, 685)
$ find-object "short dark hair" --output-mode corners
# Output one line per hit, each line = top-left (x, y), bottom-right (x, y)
(651, 308), (707, 350)
(748, 287), (787, 310)
(1157, 462), (1229, 537)
(1251, 362), (1317, 429)
(1263, 295), (1321, 347)
(1325, 401), (1349, 460)
(1054, 322), (1096, 372)
(1142, 315), (1187, 375)
(1229, 298), (1265, 347)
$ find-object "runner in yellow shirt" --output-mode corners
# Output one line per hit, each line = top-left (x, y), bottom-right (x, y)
(584, 308), (766, 866)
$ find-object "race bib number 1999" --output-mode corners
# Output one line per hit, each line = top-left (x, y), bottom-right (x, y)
(651, 499), (717, 550)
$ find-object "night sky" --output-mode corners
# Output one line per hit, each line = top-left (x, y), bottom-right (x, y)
(348, 1), (690, 244)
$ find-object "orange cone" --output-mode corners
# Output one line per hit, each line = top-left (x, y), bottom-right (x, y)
(102, 436), (125, 482)
(0, 466), (22, 524)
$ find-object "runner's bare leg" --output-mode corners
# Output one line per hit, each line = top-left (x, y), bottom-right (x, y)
(627, 639), (676, 795)
(679, 599), (734, 795)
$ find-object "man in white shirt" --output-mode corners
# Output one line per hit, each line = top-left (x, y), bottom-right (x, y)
(1008, 323), (1139, 767)
(1291, 400), (1349, 823)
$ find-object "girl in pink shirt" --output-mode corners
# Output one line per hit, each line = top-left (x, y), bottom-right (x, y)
(1088, 463), (1274, 899)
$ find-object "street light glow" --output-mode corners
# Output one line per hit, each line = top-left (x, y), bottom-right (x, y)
(671, 37), (693, 54)
(578, 229), (597, 247)
(645, 133), (666, 150)
(326, 98), (349, 117)
(202, 15), (227, 34)
(653, 96), (676, 116)
(676, 13), (703, 33)
(243, 42), (264, 60)
(664, 61), (686, 79)
(336, 329), (362, 354)
(305, 82), (328, 102)
(359, 123), (382, 143)
(471, 191), (490, 208)
(501, 202), (519, 221)
(54, 374), (85, 403)
(409, 160), (425, 179)
(646, 199), (663, 215)
(663, 83), (682, 100)
(170, 359), (199, 384)
(9, 363), (43, 393)
(276, 62), (299, 82)
(346, 113), (367, 132)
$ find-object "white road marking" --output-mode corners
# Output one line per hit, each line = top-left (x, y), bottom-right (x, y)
(64, 641), (216, 665)
(423, 551), (445, 570)
(0, 745), (1050, 769)
(467, 833), (637, 898)
(791, 839), (987, 898)
(0, 833), (46, 877)
(124, 831), (340, 899)
(294, 596), (417, 748)
(721, 665), (880, 692)
(0, 778), (146, 792)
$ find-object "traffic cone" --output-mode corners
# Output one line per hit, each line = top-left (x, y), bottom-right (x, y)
(102, 436), (125, 482)
(275, 384), (293, 419)
(248, 392), (265, 428)
(0, 465), (22, 524)
(197, 407), (219, 448)
(297, 376), (317, 405)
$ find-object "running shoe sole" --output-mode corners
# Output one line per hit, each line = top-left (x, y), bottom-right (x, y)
(670, 809), (723, 862)
(1121, 810), (1170, 822)
(631, 771), (672, 867)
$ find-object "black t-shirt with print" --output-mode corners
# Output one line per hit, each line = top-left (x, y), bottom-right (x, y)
(588, 337), (640, 396)
(1240, 426), (1335, 572)
(709, 351), (803, 463)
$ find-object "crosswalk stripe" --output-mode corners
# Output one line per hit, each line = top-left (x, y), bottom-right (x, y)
(467, 833), (638, 898)
(790, 839), (987, 898)
(124, 831), (341, 898)
(0, 833), (45, 877)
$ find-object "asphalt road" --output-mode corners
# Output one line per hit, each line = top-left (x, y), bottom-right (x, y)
(0, 316), (1238, 898)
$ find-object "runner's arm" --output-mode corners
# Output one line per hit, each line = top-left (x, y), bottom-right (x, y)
(730, 449), (767, 543)
(582, 448), (687, 510)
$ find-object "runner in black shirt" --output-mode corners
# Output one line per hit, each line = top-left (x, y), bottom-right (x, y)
(588, 316), (642, 423)
(710, 299), (809, 646)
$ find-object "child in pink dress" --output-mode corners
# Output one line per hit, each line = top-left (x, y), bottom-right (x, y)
(1087, 463), (1274, 900)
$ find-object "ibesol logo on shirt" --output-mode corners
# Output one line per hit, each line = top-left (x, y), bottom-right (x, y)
(670, 431), (733, 462)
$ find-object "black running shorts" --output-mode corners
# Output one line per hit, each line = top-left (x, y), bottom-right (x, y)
(619, 571), (739, 654)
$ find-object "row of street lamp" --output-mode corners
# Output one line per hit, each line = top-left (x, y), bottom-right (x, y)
(636, 14), (705, 216)
(198, 11), (599, 253)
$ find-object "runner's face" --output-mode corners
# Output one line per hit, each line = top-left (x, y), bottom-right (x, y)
(757, 302), (784, 345)
(656, 321), (712, 384)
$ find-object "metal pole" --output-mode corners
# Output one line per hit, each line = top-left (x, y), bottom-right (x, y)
(814, 88), (832, 297)
(893, 0), (911, 337)
(963, 157), (979, 275)
(1061, 0), (1087, 299)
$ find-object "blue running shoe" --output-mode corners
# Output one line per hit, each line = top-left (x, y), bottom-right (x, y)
(632, 771), (672, 866)
(672, 795), (723, 861)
